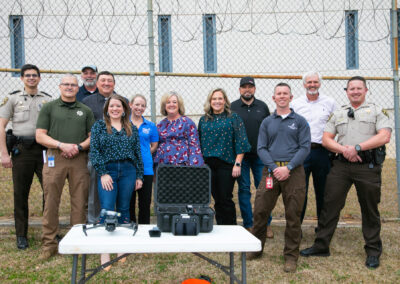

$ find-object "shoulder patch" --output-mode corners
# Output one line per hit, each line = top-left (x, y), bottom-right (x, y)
(40, 91), (52, 97)
(0, 97), (9, 107)
(382, 109), (389, 118)
(9, 90), (21, 95)
(327, 113), (334, 122)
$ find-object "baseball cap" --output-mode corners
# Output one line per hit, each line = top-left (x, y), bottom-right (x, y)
(240, 76), (255, 87)
(81, 65), (98, 72)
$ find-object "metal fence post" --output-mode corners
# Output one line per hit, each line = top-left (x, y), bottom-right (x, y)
(391, 0), (400, 217)
(147, 0), (156, 123)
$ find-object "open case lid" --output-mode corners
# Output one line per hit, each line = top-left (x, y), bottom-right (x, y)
(155, 164), (211, 206)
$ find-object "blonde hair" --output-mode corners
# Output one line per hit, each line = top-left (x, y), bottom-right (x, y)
(203, 88), (231, 121)
(130, 94), (147, 106)
(160, 91), (185, 116)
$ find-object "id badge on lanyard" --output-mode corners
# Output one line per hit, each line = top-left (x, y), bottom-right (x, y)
(266, 169), (273, 190)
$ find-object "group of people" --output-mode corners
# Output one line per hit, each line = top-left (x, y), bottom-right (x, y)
(0, 64), (391, 274)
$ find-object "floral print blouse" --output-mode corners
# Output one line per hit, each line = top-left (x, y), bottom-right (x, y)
(90, 120), (144, 179)
(154, 116), (204, 166)
(198, 112), (251, 164)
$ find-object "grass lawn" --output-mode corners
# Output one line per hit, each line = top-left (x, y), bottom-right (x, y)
(0, 159), (399, 283)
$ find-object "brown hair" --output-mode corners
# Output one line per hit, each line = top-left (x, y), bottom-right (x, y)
(103, 94), (132, 136)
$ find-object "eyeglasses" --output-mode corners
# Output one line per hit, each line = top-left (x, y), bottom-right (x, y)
(23, 74), (39, 78)
(347, 108), (354, 118)
(60, 83), (78, 88)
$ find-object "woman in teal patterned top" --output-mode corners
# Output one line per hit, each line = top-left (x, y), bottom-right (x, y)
(198, 88), (251, 225)
(90, 94), (144, 269)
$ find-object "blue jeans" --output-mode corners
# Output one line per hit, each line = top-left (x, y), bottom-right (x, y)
(238, 156), (272, 228)
(98, 160), (136, 223)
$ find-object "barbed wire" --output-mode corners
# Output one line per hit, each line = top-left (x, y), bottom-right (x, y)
(0, 0), (393, 45)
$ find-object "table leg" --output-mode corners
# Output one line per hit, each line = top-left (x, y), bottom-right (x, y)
(80, 254), (87, 281)
(71, 255), (78, 284)
(230, 252), (234, 284)
(241, 252), (246, 284)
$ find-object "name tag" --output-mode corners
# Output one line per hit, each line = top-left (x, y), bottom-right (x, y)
(48, 155), (55, 167)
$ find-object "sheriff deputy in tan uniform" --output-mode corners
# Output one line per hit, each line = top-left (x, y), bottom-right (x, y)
(0, 64), (52, 250)
(300, 76), (392, 270)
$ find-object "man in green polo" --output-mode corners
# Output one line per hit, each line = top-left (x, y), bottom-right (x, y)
(36, 73), (95, 260)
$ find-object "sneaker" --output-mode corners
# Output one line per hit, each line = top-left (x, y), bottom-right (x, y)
(284, 260), (297, 273)
(39, 248), (57, 260)
(17, 236), (29, 250)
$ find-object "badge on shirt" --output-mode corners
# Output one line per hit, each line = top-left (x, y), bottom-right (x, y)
(382, 109), (389, 118)
(77, 110), (83, 116)
(0, 97), (9, 107)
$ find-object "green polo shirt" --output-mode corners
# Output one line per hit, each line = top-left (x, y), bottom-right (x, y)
(36, 98), (95, 143)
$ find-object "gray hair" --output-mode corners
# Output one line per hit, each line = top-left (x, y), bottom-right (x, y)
(302, 71), (322, 84)
(59, 73), (78, 85)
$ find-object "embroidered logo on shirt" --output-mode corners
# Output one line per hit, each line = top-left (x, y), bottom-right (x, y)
(77, 110), (83, 116)
(142, 128), (150, 134)
(288, 123), (297, 130)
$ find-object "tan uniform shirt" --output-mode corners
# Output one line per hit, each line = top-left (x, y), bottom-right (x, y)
(0, 90), (52, 136)
(324, 101), (392, 146)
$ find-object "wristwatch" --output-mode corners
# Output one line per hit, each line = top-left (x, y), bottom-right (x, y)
(235, 162), (241, 167)
(355, 144), (362, 153)
(77, 144), (83, 151)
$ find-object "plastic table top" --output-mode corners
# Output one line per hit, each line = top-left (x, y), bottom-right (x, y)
(59, 224), (261, 254)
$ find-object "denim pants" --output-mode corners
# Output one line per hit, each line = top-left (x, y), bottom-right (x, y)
(237, 156), (272, 228)
(98, 160), (136, 223)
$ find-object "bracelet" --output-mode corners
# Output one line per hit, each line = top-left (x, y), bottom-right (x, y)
(57, 142), (61, 149)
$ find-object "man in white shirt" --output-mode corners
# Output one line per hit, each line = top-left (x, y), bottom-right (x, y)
(291, 71), (336, 225)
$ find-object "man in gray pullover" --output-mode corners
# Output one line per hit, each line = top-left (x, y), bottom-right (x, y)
(247, 82), (310, 273)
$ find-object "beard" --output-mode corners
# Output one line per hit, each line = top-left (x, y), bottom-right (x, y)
(241, 93), (254, 101)
(83, 79), (97, 87)
(307, 88), (319, 95)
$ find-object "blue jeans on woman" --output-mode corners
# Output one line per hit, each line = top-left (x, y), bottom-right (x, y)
(238, 156), (272, 228)
(98, 160), (136, 223)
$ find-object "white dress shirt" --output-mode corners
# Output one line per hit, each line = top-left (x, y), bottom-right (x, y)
(291, 94), (337, 144)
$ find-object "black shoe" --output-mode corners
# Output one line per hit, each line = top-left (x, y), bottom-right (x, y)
(300, 246), (330, 257)
(55, 234), (63, 243)
(17, 236), (29, 250)
(365, 255), (379, 269)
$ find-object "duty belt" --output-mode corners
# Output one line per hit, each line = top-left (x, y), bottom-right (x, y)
(275, 161), (289, 167)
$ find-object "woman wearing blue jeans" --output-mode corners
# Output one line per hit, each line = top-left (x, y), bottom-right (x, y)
(90, 94), (144, 270)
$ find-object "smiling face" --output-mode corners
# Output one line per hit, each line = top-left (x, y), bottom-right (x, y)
(273, 85), (293, 109)
(210, 91), (226, 114)
(81, 68), (97, 87)
(108, 98), (124, 120)
(97, 74), (115, 97)
(59, 76), (79, 102)
(346, 79), (367, 108)
(239, 83), (256, 102)
(165, 95), (179, 117)
(303, 74), (321, 97)
(130, 96), (146, 118)
(21, 69), (41, 89)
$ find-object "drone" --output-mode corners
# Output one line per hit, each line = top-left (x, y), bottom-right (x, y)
(82, 209), (138, 236)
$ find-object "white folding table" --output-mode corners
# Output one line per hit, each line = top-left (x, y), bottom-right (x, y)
(59, 224), (261, 284)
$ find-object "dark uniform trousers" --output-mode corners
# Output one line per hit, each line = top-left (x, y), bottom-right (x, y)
(253, 166), (306, 261)
(314, 160), (382, 257)
(12, 143), (44, 237)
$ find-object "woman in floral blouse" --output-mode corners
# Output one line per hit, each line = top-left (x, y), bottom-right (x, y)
(90, 94), (144, 269)
(154, 91), (204, 166)
(198, 88), (251, 225)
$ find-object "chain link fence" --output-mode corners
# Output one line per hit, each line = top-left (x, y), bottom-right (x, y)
(0, 0), (398, 220)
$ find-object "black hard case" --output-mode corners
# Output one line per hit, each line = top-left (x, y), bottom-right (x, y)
(155, 164), (214, 233)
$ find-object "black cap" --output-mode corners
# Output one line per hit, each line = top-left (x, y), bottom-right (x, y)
(240, 76), (255, 87)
